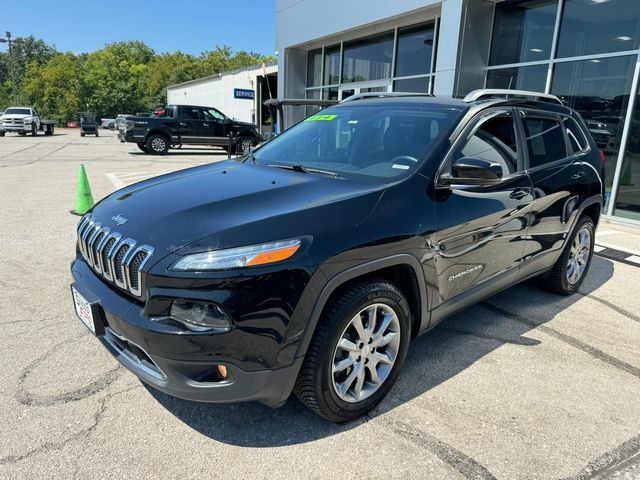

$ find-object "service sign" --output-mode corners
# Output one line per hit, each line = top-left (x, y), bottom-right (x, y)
(234, 88), (255, 100)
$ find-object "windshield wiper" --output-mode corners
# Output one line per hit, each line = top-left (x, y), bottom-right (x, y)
(266, 163), (340, 178)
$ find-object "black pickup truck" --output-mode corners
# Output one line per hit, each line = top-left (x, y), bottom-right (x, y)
(118, 105), (262, 155)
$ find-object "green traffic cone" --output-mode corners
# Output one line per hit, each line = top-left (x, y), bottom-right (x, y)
(70, 164), (95, 216)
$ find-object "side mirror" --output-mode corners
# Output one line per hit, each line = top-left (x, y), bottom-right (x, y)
(441, 157), (503, 186)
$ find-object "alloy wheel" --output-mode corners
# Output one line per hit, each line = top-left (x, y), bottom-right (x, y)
(567, 226), (591, 285)
(331, 303), (401, 403)
(151, 137), (166, 152)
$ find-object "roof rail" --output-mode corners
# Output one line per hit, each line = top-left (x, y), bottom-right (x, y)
(340, 92), (432, 103)
(463, 89), (564, 105)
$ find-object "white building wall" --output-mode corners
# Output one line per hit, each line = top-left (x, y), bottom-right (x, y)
(166, 63), (277, 124)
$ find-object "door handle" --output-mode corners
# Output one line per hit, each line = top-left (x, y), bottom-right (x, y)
(571, 171), (585, 180)
(509, 189), (530, 200)
(203, 123), (210, 127)
(179, 122), (187, 126)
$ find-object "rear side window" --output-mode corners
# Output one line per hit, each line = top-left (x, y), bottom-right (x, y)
(180, 107), (201, 120)
(563, 117), (589, 153)
(522, 117), (568, 168)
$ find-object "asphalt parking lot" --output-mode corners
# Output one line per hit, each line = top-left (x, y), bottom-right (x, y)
(1, 129), (639, 479)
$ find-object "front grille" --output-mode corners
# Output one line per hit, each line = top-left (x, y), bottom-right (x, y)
(77, 215), (154, 297)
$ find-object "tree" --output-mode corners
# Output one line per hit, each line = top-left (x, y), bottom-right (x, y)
(142, 51), (200, 109)
(21, 53), (84, 124)
(82, 41), (155, 117)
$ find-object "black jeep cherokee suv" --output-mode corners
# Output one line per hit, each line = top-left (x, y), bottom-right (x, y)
(71, 90), (604, 422)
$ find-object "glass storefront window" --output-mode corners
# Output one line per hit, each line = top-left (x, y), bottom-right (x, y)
(395, 23), (435, 78)
(324, 46), (340, 85)
(305, 89), (322, 116)
(307, 49), (323, 87)
(323, 87), (339, 101)
(342, 33), (394, 84)
(489, 0), (558, 66)
(393, 76), (430, 93)
(551, 55), (636, 208)
(486, 64), (548, 91)
(557, 0), (640, 58)
(614, 85), (640, 221)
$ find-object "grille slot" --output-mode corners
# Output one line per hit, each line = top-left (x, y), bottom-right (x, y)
(75, 215), (154, 298)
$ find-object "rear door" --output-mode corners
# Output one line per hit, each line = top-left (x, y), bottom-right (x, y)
(431, 108), (534, 316)
(517, 109), (589, 278)
(177, 106), (202, 143)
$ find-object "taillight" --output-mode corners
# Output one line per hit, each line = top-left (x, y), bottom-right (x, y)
(600, 150), (606, 162)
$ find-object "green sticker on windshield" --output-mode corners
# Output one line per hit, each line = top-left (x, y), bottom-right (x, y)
(305, 114), (338, 122)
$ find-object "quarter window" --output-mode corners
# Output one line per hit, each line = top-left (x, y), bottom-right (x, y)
(563, 117), (588, 153)
(522, 117), (568, 167)
(455, 113), (519, 177)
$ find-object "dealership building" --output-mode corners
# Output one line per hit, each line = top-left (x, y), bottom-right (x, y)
(275, 0), (640, 223)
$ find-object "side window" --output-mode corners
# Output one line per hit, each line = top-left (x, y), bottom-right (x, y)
(203, 108), (226, 122)
(180, 107), (201, 120)
(454, 113), (519, 177)
(563, 117), (589, 154)
(522, 116), (568, 168)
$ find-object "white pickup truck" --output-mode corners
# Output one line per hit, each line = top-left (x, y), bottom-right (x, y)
(0, 107), (55, 136)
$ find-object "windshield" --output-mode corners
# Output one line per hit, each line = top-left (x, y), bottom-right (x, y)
(4, 108), (31, 115)
(253, 104), (463, 181)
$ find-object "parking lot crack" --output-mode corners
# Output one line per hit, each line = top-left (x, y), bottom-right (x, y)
(560, 433), (640, 480)
(372, 415), (498, 480)
(440, 326), (540, 346)
(480, 302), (640, 379)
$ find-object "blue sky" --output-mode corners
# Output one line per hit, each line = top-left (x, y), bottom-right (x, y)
(0, 1), (275, 56)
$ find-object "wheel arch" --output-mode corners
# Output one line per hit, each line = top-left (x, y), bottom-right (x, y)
(296, 255), (429, 359)
(144, 128), (172, 143)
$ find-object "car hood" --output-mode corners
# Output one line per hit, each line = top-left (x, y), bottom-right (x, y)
(89, 160), (384, 258)
(1, 114), (30, 120)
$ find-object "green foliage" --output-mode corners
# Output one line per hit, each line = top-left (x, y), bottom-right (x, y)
(0, 37), (274, 122)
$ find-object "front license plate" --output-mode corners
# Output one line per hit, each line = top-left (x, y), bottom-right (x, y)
(71, 286), (104, 336)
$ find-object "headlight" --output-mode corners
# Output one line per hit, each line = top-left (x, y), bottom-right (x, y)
(171, 239), (302, 271)
(125, 119), (135, 130)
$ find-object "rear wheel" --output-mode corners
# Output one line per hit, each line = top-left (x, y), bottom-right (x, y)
(546, 216), (595, 295)
(80, 132), (85, 137)
(137, 142), (148, 153)
(294, 279), (411, 423)
(146, 134), (170, 155)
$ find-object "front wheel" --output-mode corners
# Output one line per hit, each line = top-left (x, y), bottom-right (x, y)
(235, 136), (256, 155)
(31, 124), (37, 136)
(146, 134), (169, 155)
(294, 279), (411, 423)
(546, 216), (595, 295)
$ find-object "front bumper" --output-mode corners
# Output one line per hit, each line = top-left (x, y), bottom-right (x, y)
(71, 259), (303, 407)
(1, 124), (28, 132)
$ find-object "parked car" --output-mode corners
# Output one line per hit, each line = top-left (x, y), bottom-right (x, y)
(101, 118), (116, 130)
(117, 104), (262, 154)
(71, 90), (604, 422)
(0, 107), (55, 136)
(585, 119), (612, 149)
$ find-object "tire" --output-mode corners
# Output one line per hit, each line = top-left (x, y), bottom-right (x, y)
(235, 136), (256, 155)
(546, 216), (595, 295)
(137, 142), (148, 153)
(146, 134), (169, 155)
(80, 132), (85, 137)
(0, 132), (5, 137)
(95, 130), (99, 137)
(31, 124), (37, 136)
(294, 278), (411, 423)
(18, 131), (26, 136)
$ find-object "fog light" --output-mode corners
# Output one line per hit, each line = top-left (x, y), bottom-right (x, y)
(170, 300), (231, 332)
(217, 365), (228, 379)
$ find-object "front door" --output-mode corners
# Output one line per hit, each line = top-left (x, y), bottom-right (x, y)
(199, 107), (229, 145)
(431, 109), (534, 317)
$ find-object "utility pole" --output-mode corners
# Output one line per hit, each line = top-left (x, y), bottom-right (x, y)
(0, 31), (16, 103)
